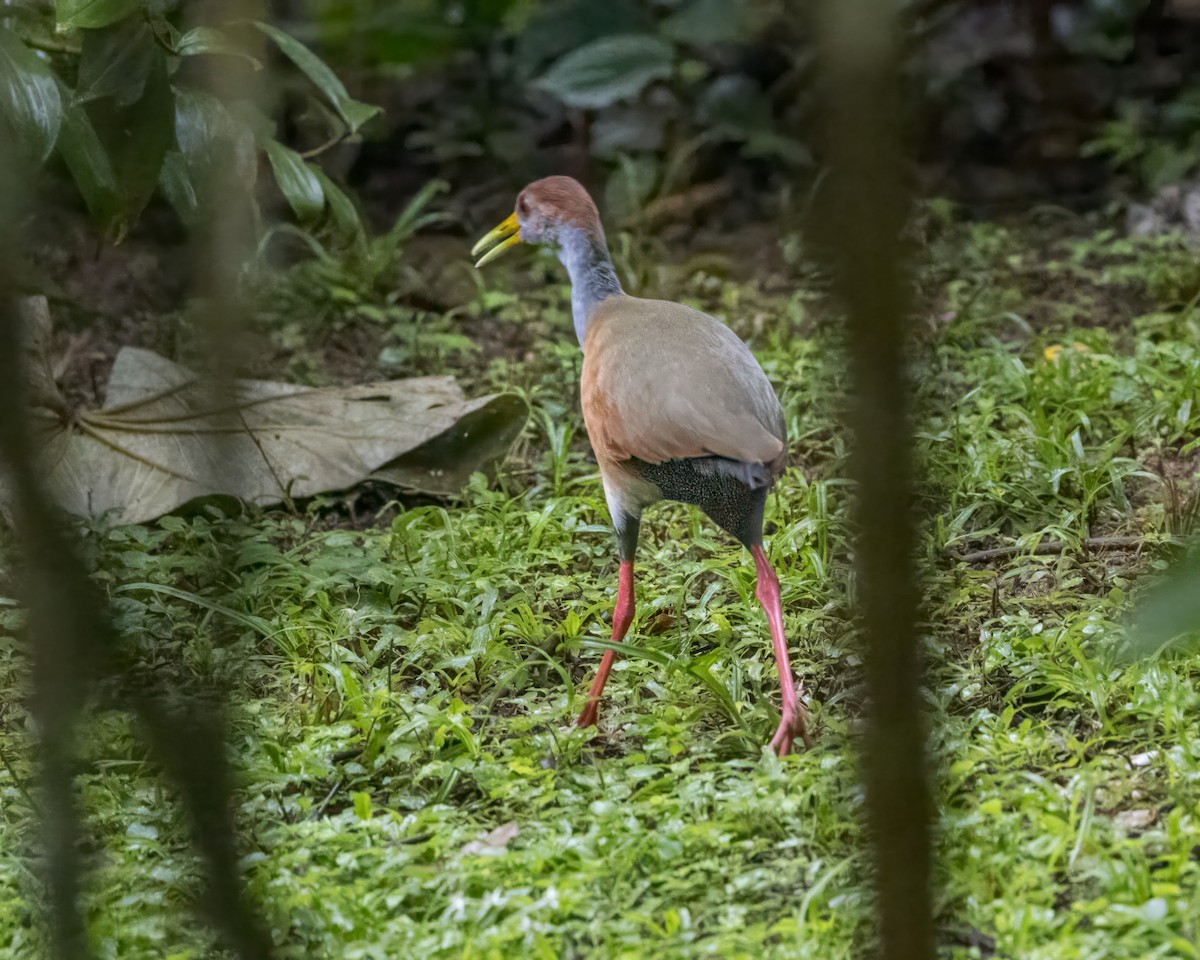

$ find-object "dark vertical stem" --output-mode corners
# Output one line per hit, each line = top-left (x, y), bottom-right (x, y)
(814, 3), (934, 960)
(134, 700), (274, 957)
(2, 14), (277, 958)
(0, 385), (95, 960)
(159, 4), (274, 956)
(0, 179), (99, 960)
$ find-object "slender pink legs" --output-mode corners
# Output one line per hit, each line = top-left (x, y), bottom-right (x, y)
(751, 544), (811, 755)
(577, 560), (635, 728)
(577, 552), (808, 754)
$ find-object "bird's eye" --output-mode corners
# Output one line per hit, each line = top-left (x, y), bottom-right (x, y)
(517, 197), (530, 217)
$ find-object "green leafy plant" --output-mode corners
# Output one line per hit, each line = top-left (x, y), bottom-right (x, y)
(294, 0), (812, 212)
(0, 1), (379, 240)
(257, 180), (450, 323)
(1084, 93), (1200, 192)
(527, 0), (809, 169)
(5, 205), (1200, 959)
(535, 33), (675, 109)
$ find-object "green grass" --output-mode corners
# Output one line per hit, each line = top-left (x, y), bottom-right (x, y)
(2, 213), (1200, 958)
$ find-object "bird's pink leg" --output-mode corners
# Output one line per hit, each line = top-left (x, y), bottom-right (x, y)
(577, 561), (635, 729)
(751, 545), (811, 755)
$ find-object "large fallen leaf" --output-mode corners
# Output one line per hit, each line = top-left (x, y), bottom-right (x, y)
(2, 298), (526, 525)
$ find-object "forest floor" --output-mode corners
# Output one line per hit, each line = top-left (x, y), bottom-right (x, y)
(2, 206), (1200, 958)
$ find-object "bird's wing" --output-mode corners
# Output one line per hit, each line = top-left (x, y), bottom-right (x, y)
(581, 297), (786, 470)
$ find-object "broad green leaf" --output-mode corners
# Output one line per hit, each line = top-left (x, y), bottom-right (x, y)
(86, 46), (172, 236)
(174, 88), (231, 158)
(175, 27), (263, 69)
(55, 78), (120, 223)
(312, 167), (366, 246)
(75, 17), (157, 106)
(166, 89), (256, 225)
(516, 0), (649, 73)
(254, 21), (380, 133)
(699, 74), (770, 131)
(535, 34), (674, 110)
(56, 0), (145, 30)
(174, 88), (256, 188)
(264, 139), (324, 223)
(662, 0), (744, 46)
(158, 148), (197, 224)
(0, 26), (62, 161)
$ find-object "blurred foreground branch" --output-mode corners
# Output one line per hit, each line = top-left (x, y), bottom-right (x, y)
(0, 293), (99, 960)
(814, 2), (934, 959)
(0, 126), (273, 960)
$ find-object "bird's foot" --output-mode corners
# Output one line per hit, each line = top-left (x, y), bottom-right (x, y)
(769, 701), (812, 757)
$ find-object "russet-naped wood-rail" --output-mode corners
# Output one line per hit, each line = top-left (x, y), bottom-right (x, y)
(473, 176), (810, 755)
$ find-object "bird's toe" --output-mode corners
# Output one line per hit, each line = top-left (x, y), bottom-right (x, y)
(769, 704), (812, 757)
(576, 702), (600, 729)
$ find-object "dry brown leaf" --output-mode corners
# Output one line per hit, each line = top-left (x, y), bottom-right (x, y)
(1, 297), (526, 524)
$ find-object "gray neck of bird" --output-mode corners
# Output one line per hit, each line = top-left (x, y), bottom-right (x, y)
(557, 225), (623, 346)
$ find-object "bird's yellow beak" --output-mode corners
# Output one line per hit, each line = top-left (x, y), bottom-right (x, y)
(471, 212), (522, 268)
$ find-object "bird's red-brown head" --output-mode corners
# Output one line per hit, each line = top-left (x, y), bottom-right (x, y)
(514, 176), (602, 245)
(472, 176), (604, 267)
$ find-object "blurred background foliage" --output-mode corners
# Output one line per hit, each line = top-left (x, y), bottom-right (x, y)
(288, 0), (1200, 224)
(8, 0), (1200, 254)
(0, 0), (377, 244)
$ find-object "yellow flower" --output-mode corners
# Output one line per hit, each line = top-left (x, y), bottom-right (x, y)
(1043, 342), (1089, 362)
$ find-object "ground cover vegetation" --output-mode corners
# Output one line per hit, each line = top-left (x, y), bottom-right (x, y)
(3, 207), (1200, 957)
(3, 0), (1200, 958)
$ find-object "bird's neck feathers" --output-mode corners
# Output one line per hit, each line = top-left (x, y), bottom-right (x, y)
(557, 224), (623, 347)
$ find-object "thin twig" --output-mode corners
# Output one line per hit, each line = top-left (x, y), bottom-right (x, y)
(19, 37), (81, 56)
(953, 536), (1160, 564)
(309, 778), (343, 821)
(300, 128), (350, 160)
